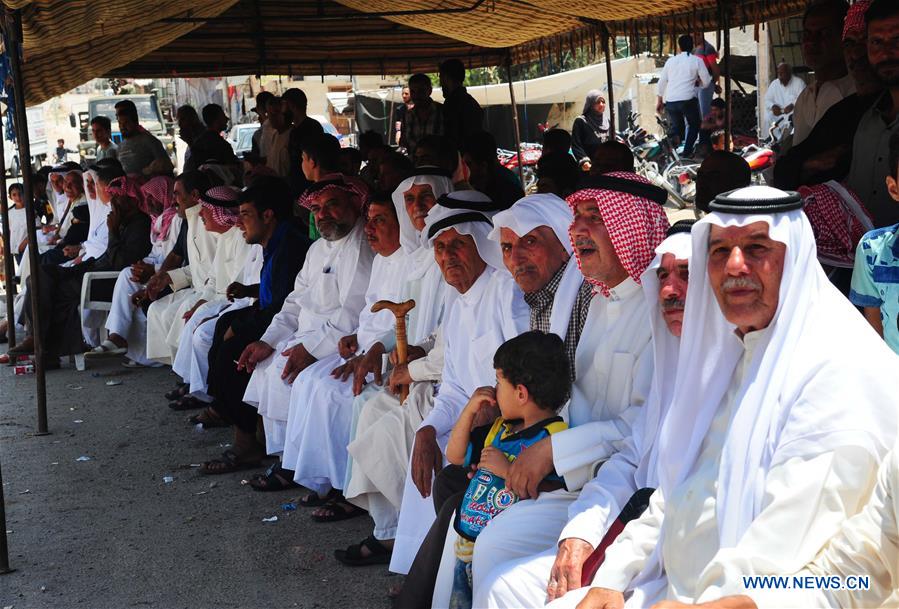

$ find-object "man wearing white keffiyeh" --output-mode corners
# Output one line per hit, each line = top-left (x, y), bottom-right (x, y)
(548, 185), (898, 609)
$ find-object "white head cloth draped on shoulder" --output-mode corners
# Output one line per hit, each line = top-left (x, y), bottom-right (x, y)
(390, 166), (454, 254)
(487, 193), (582, 341)
(658, 185), (899, 552)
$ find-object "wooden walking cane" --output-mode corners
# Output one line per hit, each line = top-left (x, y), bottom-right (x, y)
(371, 299), (416, 403)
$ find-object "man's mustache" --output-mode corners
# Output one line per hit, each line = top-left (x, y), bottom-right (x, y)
(722, 277), (762, 291)
(662, 298), (685, 312)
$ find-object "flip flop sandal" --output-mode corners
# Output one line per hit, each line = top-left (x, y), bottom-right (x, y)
(200, 449), (262, 475)
(247, 463), (300, 492)
(334, 536), (392, 567)
(84, 339), (127, 358)
(187, 406), (227, 427)
(170, 396), (205, 411)
(299, 488), (340, 507)
(311, 499), (367, 523)
(164, 384), (189, 401)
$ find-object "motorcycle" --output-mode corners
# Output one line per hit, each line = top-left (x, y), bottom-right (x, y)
(498, 143), (542, 194)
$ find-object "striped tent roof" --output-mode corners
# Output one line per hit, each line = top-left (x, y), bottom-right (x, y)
(8, 0), (806, 106)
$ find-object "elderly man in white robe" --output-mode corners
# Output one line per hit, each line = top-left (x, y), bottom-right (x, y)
(385, 202), (530, 576)
(551, 185), (899, 609)
(275, 194), (409, 514)
(238, 176), (374, 485)
(471, 172), (669, 599)
(477, 220), (694, 609)
(85, 176), (182, 361)
(331, 171), (454, 560)
(763, 63), (806, 140)
(145, 176), (219, 365)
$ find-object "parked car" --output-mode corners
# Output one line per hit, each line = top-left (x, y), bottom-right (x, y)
(228, 122), (260, 156)
(4, 106), (49, 176)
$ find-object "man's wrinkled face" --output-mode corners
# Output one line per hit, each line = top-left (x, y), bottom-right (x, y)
(657, 253), (689, 337)
(868, 16), (899, 87)
(309, 189), (359, 241)
(707, 222), (786, 336)
(63, 172), (84, 200)
(173, 180), (199, 217)
(569, 199), (628, 286)
(403, 183), (437, 232)
(499, 226), (569, 294)
(364, 202), (401, 257)
(433, 228), (487, 294)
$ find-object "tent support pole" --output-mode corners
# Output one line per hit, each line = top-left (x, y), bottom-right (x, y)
(505, 53), (525, 188)
(602, 24), (616, 135)
(720, 0), (732, 149)
(0, 112), (17, 349)
(3, 8), (49, 435)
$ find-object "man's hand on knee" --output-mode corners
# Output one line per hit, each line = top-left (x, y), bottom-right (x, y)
(547, 538), (594, 602)
(280, 343), (315, 383)
(237, 340), (275, 372)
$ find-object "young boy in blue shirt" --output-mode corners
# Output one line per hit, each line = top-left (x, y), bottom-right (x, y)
(445, 330), (570, 608)
(851, 131), (899, 354)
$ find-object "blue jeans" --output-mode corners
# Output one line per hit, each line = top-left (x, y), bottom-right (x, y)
(698, 83), (715, 118)
(449, 558), (473, 609)
(665, 98), (701, 156)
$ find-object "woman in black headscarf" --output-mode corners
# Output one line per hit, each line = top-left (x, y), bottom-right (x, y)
(571, 90), (611, 170)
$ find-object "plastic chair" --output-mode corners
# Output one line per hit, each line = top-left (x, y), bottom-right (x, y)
(75, 271), (120, 371)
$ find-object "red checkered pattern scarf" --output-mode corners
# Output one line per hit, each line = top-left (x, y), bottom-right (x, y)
(201, 186), (241, 229)
(107, 176), (145, 207)
(297, 174), (370, 211)
(843, 0), (872, 41)
(800, 182), (872, 267)
(140, 176), (177, 242)
(565, 171), (670, 296)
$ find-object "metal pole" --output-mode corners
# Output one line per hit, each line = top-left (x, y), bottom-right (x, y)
(603, 25), (617, 137)
(0, 450), (12, 574)
(504, 53), (525, 188)
(0, 112), (17, 349)
(721, 0), (732, 149)
(4, 8), (49, 434)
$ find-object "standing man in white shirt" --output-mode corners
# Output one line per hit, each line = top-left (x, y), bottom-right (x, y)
(791, 0), (855, 146)
(656, 34), (711, 158)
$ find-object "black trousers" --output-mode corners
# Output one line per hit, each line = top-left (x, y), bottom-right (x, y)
(206, 307), (264, 434)
(394, 465), (470, 609)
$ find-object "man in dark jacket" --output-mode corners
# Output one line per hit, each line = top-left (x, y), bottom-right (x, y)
(439, 58), (483, 149)
(200, 176), (313, 474)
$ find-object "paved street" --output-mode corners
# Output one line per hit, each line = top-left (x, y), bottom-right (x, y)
(0, 357), (397, 609)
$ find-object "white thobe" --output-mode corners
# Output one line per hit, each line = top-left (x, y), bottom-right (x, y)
(548, 331), (883, 608)
(244, 220), (374, 454)
(146, 205), (218, 363)
(472, 278), (653, 602)
(763, 77), (806, 139)
(389, 268), (530, 574)
(172, 244), (263, 396)
(278, 248), (410, 494)
(159, 226), (252, 358)
(57, 196), (86, 241)
(750, 444), (899, 609)
(102, 215), (183, 350)
(4, 207), (29, 276)
(791, 73), (855, 146)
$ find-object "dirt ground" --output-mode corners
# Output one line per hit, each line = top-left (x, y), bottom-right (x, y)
(0, 357), (398, 609)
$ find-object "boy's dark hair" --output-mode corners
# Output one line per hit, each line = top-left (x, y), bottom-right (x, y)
(8, 183), (23, 196)
(301, 133), (341, 172)
(889, 130), (899, 178)
(493, 331), (571, 413)
(95, 163), (126, 184)
(415, 134), (458, 172)
(175, 169), (212, 196)
(536, 153), (580, 197)
(90, 115), (112, 131)
(439, 58), (466, 84)
(114, 99), (138, 122)
(239, 175), (292, 221)
(866, 0), (899, 24)
(678, 34), (694, 53)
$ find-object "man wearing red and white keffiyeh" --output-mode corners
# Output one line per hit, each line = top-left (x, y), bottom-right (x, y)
(473, 172), (669, 608)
